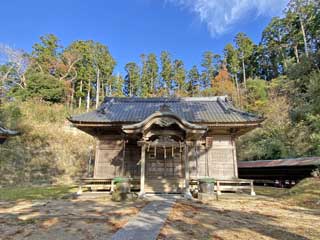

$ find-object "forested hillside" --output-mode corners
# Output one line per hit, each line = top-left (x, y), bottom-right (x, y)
(0, 0), (319, 184)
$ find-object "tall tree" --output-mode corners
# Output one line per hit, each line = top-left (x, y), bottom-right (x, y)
(67, 40), (115, 109)
(31, 34), (61, 74)
(124, 62), (140, 97)
(113, 74), (124, 97)
(140, 53), (159, 97)
(261, 17), (289, 74)
(235, 33), (254, 87)
(91, 43), (116, 107)
(172, 59), (186, 96)
(200, 51), (215, 89)
(146, 53), (159, 95)
(160, 51), (173, 96)
(187, 65), (200, 96)
(286, 0), (315, 57)
(224, 43), (240, 100)
(61, 40), (94, 109)
(140, 54), (149, 97)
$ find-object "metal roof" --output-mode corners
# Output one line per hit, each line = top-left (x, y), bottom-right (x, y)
(0, 124), (19, 137)
(238, 157), (320, 168)
(69, 96), (263, 124)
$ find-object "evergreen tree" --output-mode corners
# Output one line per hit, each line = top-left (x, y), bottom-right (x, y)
(172, 59), (186, 96)
(140, 54), (149, 97)
(261, 17), (290, 75)
(140, 53), (159, 97)
(200, 51), (215, 89)
(146, 53), (159, 95)
(110, 74), (124, 97)
(31, 34), (61, 74)
(187, 65), (200, 96)
(67, 40), (115, 109)
(235, 33), (254, 87)
(124, 62), (140, 97)
(160, 51), (173, 96)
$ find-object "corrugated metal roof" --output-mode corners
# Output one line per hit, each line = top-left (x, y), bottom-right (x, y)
(0, 124), (19, 136)
(238, 157), (320, 168)
(70, 96), (263, 124)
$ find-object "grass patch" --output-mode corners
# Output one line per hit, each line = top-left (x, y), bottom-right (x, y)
(283, 177), (320, 209)
(255, 186), (287, 198)
(255, 178), (320, 209)
(0, 185), (77, 201)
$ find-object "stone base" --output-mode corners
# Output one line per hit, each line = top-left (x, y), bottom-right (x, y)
(198, 192), (218, 202)
(111, 192), (138, 202)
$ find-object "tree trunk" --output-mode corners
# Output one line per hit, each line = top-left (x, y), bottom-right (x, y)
(281, 50), (287, 72)
(95, 68), (100, 109)
(78, 80), (83, 109)
(294, 45), (300, 63)
(241, 58), (246, 88)
(86, 80), (91, 112)
(71, 82), (75, 109)
(101, 80), (105, 99)
(235, 74), (241, 107)
(299, 16), (308, 56)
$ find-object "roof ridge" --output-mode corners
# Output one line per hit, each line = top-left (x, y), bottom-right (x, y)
(225, 103), (262, 119)
(102, 96), (228, 103)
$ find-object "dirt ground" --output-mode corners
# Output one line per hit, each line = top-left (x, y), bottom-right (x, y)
(1, 193), (319, 240)
(0, 195), (147, 240)
(158, 196), (320, 240)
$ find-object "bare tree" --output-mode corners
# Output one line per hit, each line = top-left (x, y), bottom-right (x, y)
(58, 50), (81, 82)
(0, 44), (29, 88)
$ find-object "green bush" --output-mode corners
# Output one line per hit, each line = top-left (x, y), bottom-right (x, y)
(113, 177), (129, 184)
(11, 73), (65, 103)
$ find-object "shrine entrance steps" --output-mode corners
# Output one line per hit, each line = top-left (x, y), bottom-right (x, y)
(145, 178), (185, 193)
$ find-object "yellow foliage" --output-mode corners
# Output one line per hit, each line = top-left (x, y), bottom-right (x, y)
(203, 65), (238, 101)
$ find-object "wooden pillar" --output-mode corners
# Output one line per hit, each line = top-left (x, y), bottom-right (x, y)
(139, 143), (146, 197)
(250, 180), (256, 196)
(232, 137), (238, 178)
(121, 140), (126, 176)
(93, 139), (100, 178)
(184, 143), (192, 199)
(216, 180), (222, 195)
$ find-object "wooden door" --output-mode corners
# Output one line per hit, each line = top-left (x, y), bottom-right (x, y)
(146, 147), (183, 179)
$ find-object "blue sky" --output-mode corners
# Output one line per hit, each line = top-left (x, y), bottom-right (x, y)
(0, 0), (288, 74)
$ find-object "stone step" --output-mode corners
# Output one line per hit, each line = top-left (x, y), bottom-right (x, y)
(144, 179), (185, 193)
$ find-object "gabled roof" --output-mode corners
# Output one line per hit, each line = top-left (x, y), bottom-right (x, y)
(238, 157), (320, 168)
(69, 96), (263, 125)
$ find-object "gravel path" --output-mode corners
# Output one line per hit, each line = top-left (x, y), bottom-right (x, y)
(111, 196), (176, 240)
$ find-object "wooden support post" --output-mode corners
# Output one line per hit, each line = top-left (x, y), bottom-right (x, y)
(232, 138), (238, 178)
(215, 181), (219, 201)
(216, 180), (222, 195)
(184, 143), (192, 199)
(111, 179), (115, 193)
(77, 182), (83, 195)
(250, 180), (256, 196)
(121, 140), (126, 176)
(139, 144), (146, 197)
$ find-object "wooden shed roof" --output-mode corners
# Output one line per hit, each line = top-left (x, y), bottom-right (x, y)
(69, 96), (263, 125)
